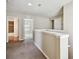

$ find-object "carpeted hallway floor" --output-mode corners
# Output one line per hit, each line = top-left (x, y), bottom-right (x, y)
(6, 40), (46, 59)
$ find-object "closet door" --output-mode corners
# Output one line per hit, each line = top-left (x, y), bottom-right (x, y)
(23, 19), (33, 40)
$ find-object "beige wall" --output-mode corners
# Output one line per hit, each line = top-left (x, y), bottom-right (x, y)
(63, 1), (73, 59)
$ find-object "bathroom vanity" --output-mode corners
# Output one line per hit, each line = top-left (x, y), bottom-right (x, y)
(34, 29), (69, 59)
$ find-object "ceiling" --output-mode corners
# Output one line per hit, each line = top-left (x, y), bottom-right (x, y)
(7, 0), (63, 17)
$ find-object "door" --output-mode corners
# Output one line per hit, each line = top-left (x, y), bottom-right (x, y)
(7, 16), (19, 43)
(23, 19), (33, 40)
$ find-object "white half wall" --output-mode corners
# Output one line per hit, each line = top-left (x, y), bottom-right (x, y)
(63, 1), (73, 59)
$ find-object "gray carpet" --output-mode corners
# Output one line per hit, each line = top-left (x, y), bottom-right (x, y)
(6, 40), (46, 59)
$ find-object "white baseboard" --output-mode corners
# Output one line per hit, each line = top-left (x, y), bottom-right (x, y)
(19, 39), (24, 40)
(34, 43), (50, 59)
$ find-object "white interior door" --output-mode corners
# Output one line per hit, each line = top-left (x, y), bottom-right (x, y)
(23, 19), (33, 40)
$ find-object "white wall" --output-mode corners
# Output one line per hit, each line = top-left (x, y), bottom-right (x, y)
(54, 16), (63, 30)
(7, 12), (51, 39)
(61, 0), (72, 5)
(33, 16), (51, 29)
(63, 1), (73, 59)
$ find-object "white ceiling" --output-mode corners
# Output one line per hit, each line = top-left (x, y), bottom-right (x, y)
(7, 0), (64, 17)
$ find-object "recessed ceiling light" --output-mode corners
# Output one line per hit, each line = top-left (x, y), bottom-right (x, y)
(38, 4), (42, 7)
(28, 3), (32, 6)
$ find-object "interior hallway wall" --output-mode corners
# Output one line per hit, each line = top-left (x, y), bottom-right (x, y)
(63, 1), (73, 59)
(33, 16), (51, 29)
(54, 16), (63, 30)
(7, 12), (51, 40)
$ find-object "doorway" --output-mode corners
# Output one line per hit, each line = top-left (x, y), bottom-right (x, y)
(23, 19), (33, 40)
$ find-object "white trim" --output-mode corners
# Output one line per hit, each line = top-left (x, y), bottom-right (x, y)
(34, 43), (50, 59)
